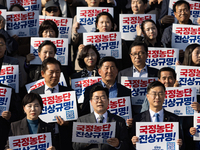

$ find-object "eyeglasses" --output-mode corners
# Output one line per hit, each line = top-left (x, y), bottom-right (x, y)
(148, 93), (165, 98)
(46, 7), (58, 13)
(92, 96), (107, 102)
(131, 51), (146, 57)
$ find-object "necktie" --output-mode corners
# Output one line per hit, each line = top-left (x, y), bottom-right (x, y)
(49, 88), (54, 93)
(154, 113), (159, 122)
(97, 115), (104, 123)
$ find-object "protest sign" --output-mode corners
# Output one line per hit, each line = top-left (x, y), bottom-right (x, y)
(83, 32), (122, 59)
(77, 7), (113, 33)
(7, 0), (41, 12)
(0, 65), (19, 93)
(164, 87), (196, 116)
(39, 91), (78, 123)
(176, 65), (200, 94)
(71, 77), (102, 103)
(136, 122), (179, 150)
(172, 24), (200, 50)
(146, 48), (179, 70)
(193, 113), (200, 140)
(7, 11), (39, 37)
(30, 37), (68, 65)
(121, 77), (157, 105)
(120, 14), (156, 40)
(0, 87), (12, 116)
(9, 133), (52, 149)
(72, 122), (116, 144)
(39, 15), (72, 44)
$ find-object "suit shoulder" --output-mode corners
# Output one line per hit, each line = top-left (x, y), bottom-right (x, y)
(77, 113), (93, 122)
(117, 83), (130, 91)
(59, 85), (73, 91)
(119, 67), (132, 75)
(30, 86), (43, 94)
(164, 110), (179, 121)
(71, 71), (82, 79)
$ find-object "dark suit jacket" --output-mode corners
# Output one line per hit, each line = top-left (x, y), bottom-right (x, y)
(30, 84), (74, 150)
(131, 109), (184, 150)
(118, 65), (159, 83)
(5, 117), (53, 150)
(73, 111), (130, 150)
(71, 70), (100, 79)
(81, 82), (131, 116)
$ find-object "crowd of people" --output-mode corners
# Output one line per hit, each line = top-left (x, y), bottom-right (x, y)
(0, 0), (200, 149)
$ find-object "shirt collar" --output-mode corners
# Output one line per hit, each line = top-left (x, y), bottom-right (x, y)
(133, 65), (147, 72)
(45, 84), (59, 92)
(100, 80), (117, 89)
(149, 108), (164, 119)
(94, 111), (108, 123)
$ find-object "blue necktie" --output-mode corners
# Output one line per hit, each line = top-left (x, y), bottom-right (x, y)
(154, 113), (159, 122)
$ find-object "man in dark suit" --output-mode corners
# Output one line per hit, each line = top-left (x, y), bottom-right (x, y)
(81, 57), (131, 119)
(131, 81), (183, 149)
(118, 41), (158, 83)
(73, 85), (130, 150)
(31, 57), (73, 150)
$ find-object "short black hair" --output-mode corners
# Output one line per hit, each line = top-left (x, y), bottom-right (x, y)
(22, 93), (43, 111)
(95, 12), (114, 32)
(89, 85), (109, 100)
(39, 20), (59, 37)
(98, 56), (118, 69)
(158, 67), (176, 79)
(131, 0), (148, 4)
(173, 0), (190, 12)
(0, 34), (6, 43)
(9, 4), (26, 11)
(129, 41), (148, 54)
(147, 81), (166, 93)
(141, 19), (156, 33)
(41, 57), (61, 73)
(38, 40), (57, 54)
(78, 45), (100, 68)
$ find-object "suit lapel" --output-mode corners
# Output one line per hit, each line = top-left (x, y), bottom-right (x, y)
(20, 117), (30, 135)
(141, 110), (151, 122)
(163, 109), (169, 122)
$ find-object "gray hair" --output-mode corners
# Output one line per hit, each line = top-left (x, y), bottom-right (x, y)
(0, 15), (5, 25)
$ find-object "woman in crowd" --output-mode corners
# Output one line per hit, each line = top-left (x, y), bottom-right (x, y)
(74, 12), (131, 71)
(71, 44), (100, 79)
(5, 93), (55, 150)
(182, 43), (200, 66)
(134, 19), (164, 47)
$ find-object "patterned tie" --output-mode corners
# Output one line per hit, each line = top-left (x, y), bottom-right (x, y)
(154, 113), (159, 122)
(97, 115), (104, 123)
(49, 88), (54, 93)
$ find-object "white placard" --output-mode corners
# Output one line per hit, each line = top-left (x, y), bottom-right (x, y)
(0, 65), (19, 93)
(0, 87), (12, 116)
(83, 32), (122, 59)
(39, 91), (78, 123)
(71, 77), (102, 103)
(9, 133), (52, 149)
(120, 14), (156, 40)
(121, 77), (157, 105)
(146, 47), (179, 70)
(30, 37), (68, 65)
(6, 11), (39, 37)
(136, 122), (179, 150)
(77, 7), (113, 33)
(193, 113), (200, 140)
(39, 15), (72, 44)
(163, 87), (197, 116)
(72, 122), (116, 143)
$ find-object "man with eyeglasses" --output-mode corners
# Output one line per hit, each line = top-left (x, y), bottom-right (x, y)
(73, 85), (131, 150)
(131, 81), (183, 149)
(118, 41), (158, 84)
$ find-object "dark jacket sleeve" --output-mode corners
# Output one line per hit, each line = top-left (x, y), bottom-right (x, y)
(0, 29), (18, 55)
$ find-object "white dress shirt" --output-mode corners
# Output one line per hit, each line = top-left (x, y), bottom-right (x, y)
(149, 108), (164, 122)
(94, 111), (108, 123)
(132, 65), (148, 77)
